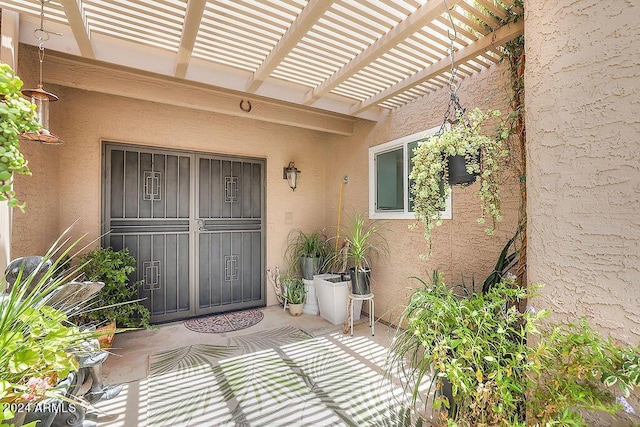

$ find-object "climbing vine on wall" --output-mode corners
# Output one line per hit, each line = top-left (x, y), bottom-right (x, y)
(475, 0), (526, 285)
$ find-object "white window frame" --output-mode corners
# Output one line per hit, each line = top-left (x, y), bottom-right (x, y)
(369, 126), (452, 220)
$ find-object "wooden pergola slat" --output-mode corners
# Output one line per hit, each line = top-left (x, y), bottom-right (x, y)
(59, 0), (95, 59)
(350, 20), (524, 115)
(303, 0), (464, 105)
(246, 0), (332, 93)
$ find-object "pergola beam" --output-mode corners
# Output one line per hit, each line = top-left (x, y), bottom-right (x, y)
(58, 0), (95, 59)
(349, 20), (524, 115)
(174, 0), (207, 78)
(39, 50), (356, 136)
(246, 0), (332, 93)
(303, 0), (464, 105)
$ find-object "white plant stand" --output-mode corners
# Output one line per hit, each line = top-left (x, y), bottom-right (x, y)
(348, 293), (374, 336)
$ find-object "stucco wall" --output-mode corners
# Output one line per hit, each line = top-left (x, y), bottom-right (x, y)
(12, 46), (331, 306)
(325, 62), (522, 324)
(526, 0), (640, 423)
(11, 50), (61, 257)
(526, 0), (640, 342)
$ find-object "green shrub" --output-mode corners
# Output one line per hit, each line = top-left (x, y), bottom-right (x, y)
(0, 232), (95, 423)
(387, 274), (640, 426)
(0, 63), (40, 210)
(77, 247), (150, 329)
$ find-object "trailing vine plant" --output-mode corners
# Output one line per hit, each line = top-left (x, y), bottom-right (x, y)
(408, 1), (526, 259)
(410, 108), (509, 256)
(475, 0), (527, 283)
(503, 33), (527, 286)
(0, 63), (40, 210)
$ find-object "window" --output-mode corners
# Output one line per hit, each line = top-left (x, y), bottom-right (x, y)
(369, 126), (452, 220)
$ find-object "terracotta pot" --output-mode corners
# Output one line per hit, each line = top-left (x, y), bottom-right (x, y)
(96, 321), (116, 349)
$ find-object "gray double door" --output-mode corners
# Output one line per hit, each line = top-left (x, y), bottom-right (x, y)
(103, 143), (265, 323)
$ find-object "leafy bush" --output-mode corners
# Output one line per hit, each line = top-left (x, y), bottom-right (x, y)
(387, 274), (640, 426)
(0, 232), (95, 423)
(77, 247), (150, 329)
(0, 63), (40, 209)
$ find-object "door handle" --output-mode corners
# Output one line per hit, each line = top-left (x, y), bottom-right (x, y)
(197, 219), (205, 231)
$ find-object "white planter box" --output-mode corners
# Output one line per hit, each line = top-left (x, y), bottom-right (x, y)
(314, 274), (362, 325)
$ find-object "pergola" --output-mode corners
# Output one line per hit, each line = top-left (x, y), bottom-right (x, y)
(0, 0), (522, 132)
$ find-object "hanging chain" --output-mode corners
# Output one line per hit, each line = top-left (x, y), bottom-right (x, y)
(38, 44), (45, 86)
(438, 0), (466, 134)
(33, 0), (62, 42)
(33, 0), (62, 87)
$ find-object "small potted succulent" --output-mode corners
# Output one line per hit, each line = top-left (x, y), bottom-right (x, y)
(410, 108), (509, 255)
(282, 276), (306, 316)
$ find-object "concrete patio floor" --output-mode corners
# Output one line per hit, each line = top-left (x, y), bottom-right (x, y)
(93, 306), (411, 427)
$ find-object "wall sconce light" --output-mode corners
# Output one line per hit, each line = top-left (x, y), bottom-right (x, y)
(283, 161), (300, 191)
(21, 0), (63, 145)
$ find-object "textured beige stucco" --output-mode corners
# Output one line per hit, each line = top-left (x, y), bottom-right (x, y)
(526, 1), (640, 423)
(526, 0), (640, 342)
(325, 63), (522, 324)
(11, 50), (61, 257)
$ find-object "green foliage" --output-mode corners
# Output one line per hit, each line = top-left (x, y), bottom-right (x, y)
(528, 320), (640, 425)
(389, 275), (537, 425)
(284, 229), (329, 274)
(77, 246), (150, 328)
(282, 276), (305, 304)
(409, 108), (509, 257)
(0, 231), (95, 424)
(481, 227), (520, 294)
(0, 63), (40, 210)
(342, 212), (388, 271)
(387, 275), (640, 426)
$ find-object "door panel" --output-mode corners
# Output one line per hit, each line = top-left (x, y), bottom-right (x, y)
(104, 144), (265, 323)
(195, 156), (264, 315)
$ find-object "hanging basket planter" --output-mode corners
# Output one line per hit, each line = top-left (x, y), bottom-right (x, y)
(446, 153), (479, 186)
(409, 108), (509, 257)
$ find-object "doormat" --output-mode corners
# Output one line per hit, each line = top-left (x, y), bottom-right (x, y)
(147, 328), (412, 426)
(183, 309), (264, 333)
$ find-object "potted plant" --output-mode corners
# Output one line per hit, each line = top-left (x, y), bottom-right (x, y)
(75, 246), (151, 331)
(0, 230), (117, 426)
(410, 108), (509, 255)
(282, 275), (305, 317)
(343, 212), (388, 295)
(387, 273), (640, 425)
(0, 63), (41, 210)
(285, 229), (328, 280)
